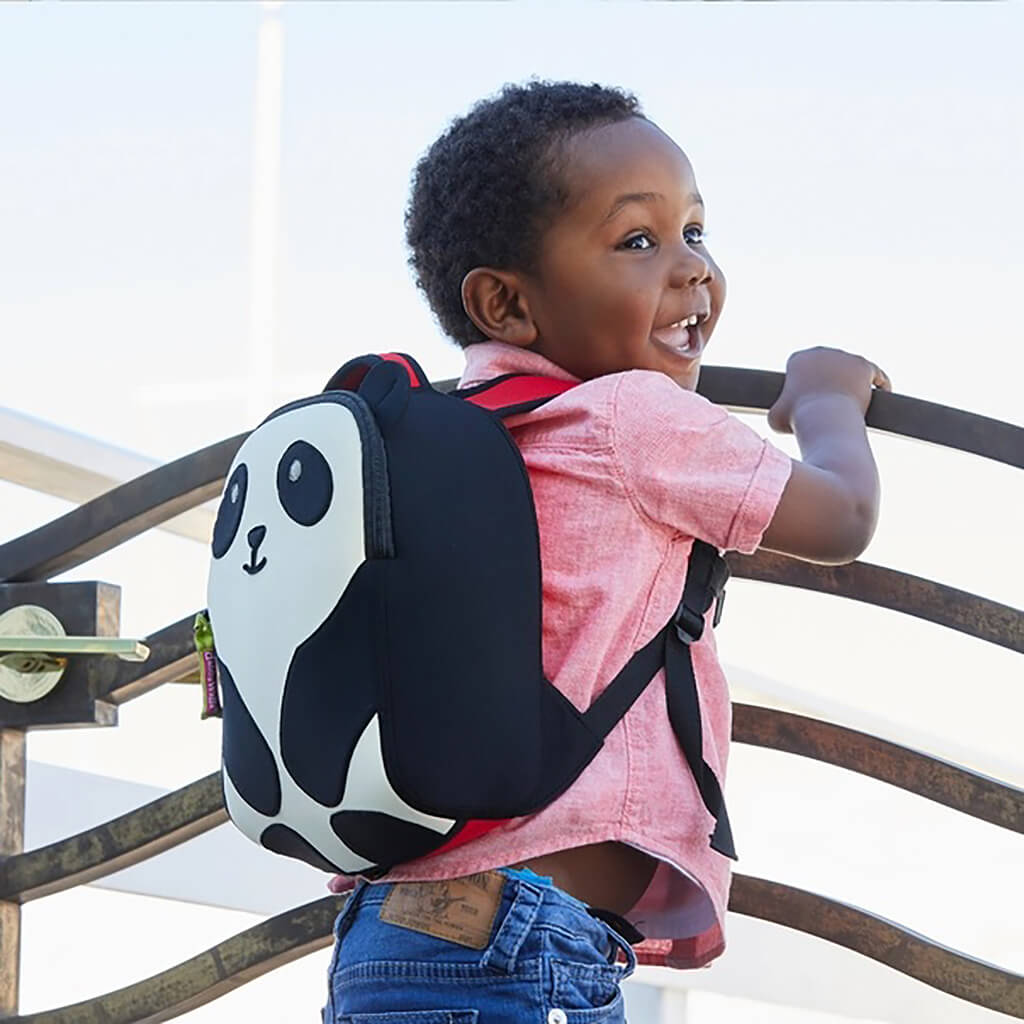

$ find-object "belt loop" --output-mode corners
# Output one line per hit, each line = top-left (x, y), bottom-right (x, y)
(332, 879), (369, 948)
(480, 879), (542, 974)
(586, 907), (640, 975)
(610, 931), (638, 976)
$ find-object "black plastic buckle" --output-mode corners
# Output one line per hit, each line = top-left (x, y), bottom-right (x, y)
(673, 603), (705, 645)
(712, 588), (726, 628)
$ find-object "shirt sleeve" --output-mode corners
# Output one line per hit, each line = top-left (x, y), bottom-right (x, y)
(612, 371), (792, 553)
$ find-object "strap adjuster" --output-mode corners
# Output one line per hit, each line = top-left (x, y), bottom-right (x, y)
(673, 604), (705, 645)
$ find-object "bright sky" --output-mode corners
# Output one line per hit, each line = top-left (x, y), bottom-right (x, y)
(1, 3), (1021, 1022)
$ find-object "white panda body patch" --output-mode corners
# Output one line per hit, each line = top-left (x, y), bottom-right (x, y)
(207, 397), (455, 874)
(209, 403), (365, 742)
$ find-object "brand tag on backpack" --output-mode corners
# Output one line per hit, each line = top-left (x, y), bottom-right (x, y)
(378, 872), (504, 949)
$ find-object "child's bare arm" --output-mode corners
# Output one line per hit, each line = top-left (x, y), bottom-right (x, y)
(760, 347), (891, 565)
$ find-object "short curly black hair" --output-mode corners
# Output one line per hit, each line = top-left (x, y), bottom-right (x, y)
(405, 80), (643, 348)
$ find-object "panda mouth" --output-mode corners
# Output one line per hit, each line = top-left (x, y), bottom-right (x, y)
(243, 524), (268, 574)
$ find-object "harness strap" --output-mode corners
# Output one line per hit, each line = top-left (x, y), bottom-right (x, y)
(664, 611), (736, 859)
(582, 539), (736, 861)
(454, 373), (576, 417)
(667, 540), (735, 858)
(460, 373), (737, 858)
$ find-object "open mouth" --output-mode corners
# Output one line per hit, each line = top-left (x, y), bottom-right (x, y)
(243, 556), (267, 576)
(651, 312), (709, 358)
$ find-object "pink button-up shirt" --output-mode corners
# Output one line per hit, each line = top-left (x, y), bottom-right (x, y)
(333, 341), (791, 969)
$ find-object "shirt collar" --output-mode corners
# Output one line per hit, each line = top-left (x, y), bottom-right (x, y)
(459, 341), (581, 388)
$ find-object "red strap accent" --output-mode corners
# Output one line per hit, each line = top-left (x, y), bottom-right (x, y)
(461, 375), (575, 412)
(424, 818), (507, 859)
(381, 352), (423, 387)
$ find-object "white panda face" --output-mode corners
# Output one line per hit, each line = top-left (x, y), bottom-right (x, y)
(207, 400), (366, 708)
(207, 389), (460, 875)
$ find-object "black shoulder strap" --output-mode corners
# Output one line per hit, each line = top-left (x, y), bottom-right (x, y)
(581, 540), (736, 860)
(664, 541), (736, 859)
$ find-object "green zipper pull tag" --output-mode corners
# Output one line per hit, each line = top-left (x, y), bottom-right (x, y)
(194, 610), (222, 719)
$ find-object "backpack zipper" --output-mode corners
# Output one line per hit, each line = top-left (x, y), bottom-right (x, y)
(340, 392), (395, 560)
(263, 392), (394, 560)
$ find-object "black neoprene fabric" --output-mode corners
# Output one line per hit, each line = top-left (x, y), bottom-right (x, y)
(279, 561), (383, 809)
(220, 660), (281, 818)
(374, 384), (603, 819)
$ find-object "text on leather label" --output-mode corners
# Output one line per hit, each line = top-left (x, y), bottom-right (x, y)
(378, 872), (504, 949)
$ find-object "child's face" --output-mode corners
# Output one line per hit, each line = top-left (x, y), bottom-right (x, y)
(522, 117), (724, 390)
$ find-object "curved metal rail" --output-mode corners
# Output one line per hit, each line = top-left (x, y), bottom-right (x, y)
(728, 875), (1024, 1018)
(2, 369), (1021, 586)
(95, 563), (1022, 710)
(443, 367), (1024, 469)
(4, 560), (1019, 730)
(0, 370), (1020, 1020)
(4, 877), (1021, 1023)
(729, 551), (1022, 654)
(696, 366), (1024, 470)
(0, 434), (245, 584)
(2, 895), (346, 1024)
(2, 705), (1019, 907)
(0, 775), (225, 904)
(732, 704), (1024, 834)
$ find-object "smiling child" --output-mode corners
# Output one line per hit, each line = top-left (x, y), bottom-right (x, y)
(323, 81), (888, 1022)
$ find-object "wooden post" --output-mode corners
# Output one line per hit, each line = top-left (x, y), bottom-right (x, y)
(0, 728), (25, 1014)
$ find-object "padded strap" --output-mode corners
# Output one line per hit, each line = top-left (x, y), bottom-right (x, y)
(454, 374), (576, 417)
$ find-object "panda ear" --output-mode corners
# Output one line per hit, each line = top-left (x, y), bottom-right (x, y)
(359, 360), (411, 433)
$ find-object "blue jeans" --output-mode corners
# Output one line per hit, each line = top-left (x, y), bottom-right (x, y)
(323, 870), (637, 1022)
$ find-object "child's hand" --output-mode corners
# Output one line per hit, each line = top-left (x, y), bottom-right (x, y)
(767, 347), (891, 435)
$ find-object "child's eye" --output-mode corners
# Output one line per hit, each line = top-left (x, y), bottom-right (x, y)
(684, 225), (707, 245)
(619, 232), (655, 251)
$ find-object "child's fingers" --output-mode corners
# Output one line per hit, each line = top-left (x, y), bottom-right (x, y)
(872, 364), (892, 391)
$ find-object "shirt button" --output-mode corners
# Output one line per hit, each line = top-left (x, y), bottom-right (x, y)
(548, 1010), (568, 1024)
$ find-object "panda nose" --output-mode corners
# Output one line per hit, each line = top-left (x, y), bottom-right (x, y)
(247, 525), (267, 551)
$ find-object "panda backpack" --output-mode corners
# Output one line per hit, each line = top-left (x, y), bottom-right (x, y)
(206, 352), (736, 878)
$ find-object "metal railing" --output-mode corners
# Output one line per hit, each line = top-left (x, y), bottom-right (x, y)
(0, 367), (1021, 1022)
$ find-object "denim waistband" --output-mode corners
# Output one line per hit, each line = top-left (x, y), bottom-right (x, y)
(334, 870), (639, 975)
(502, 864), (554, 887)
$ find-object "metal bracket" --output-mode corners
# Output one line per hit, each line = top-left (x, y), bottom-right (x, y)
(0, 637), (149, 662)
(0, 605), (149, 704)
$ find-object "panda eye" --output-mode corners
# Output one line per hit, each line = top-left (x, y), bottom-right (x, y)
(213, 463), (248, 559)
(277, 440), (332, 526)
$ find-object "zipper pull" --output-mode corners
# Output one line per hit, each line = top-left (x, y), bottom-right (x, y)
(194, 610), (222, 719)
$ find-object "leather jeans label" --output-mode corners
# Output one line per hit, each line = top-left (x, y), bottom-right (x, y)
(379, 871), (504, 949)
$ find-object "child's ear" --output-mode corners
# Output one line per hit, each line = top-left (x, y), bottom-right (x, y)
(461, 268), (538, 348)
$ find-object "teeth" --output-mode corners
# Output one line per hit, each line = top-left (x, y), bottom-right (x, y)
(670, 314), (700, 328)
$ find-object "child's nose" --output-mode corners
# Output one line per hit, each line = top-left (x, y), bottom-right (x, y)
(668, 243), (714, 288)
